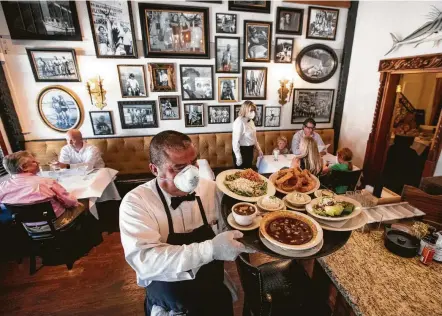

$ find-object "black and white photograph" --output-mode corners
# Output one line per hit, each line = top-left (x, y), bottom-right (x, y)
(1, 1), (82, 41)
(291, 89), (334, 124)
(159, 96), (180, 120)
(86, 1), (137, 58)
(26, 48), (81, 82)
(274, 38), (294, 63)
(208, 106), (231, 124)
(244, 20), (272, 63)
(234, 103), (263, 126)
(180, 65), (214, 101)
(276, 7), (303, 35)
(117, 65), (147, 98)
(306, 6), (339, 41)
(139, 3), (210, 58)
(118, 101), (158, 129)
(89, 111), (114, 135)
(37, 86), (83, 132)
(218, 77), (239, 103)
(149, 63), (176, 92)
(184, 103), (205, 127)
(296, 44), (338, 83)
(242, 67), (267, 100)
(228, 1), (271, 14)
(215, 36), (240, 74)
(264, 107), (281, 127)
(216, 13), (237, 34)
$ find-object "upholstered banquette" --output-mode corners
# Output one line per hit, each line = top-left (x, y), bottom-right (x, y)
(24, 129), (334, 176)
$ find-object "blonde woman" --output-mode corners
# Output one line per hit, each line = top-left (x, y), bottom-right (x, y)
(291, 136), (323, 176)
(232, 100), (263, 168)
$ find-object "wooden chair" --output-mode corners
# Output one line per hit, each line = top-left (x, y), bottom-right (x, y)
(321, 169), (362, 193)
(401, 185), (442, 226)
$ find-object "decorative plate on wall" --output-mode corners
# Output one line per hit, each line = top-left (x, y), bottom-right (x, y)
(37, 86), (83, 132)
(295, 44), (338, 84)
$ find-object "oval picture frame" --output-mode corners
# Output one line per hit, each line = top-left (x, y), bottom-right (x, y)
(37, 85), (83, 132)
(296, 44), (338, 84)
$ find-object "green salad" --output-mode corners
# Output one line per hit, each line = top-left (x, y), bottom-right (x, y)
(312, 197), (355, 217)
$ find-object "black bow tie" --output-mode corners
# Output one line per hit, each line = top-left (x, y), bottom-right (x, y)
(170, 193), (196, 209)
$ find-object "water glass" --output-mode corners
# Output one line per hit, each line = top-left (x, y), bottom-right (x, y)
(273, 149), (280, 161)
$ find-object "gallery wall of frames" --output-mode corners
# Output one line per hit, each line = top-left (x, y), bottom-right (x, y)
(0, 0), (348, 140)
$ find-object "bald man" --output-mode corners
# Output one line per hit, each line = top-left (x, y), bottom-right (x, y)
(55, 129), (105, 170)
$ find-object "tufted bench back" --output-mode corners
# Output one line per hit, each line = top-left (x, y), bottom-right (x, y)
(24, 129), (334, 175)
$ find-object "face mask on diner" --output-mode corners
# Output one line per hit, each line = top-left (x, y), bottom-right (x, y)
(247, 112), (256, 120)
(158, 165), (200, 193)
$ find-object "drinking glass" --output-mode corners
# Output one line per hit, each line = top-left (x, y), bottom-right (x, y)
(273, 149), (280, 161)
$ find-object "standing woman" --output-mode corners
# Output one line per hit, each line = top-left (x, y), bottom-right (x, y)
(232, 100), (263, 168)
(291, 136), (323, 176)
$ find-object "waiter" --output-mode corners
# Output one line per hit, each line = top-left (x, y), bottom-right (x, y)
(120, 130), (253, 316)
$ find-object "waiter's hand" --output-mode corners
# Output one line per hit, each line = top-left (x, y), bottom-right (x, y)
(258, 149), (264, 157)
(236, 156), (243, 167)
(212, 230), (255, 261)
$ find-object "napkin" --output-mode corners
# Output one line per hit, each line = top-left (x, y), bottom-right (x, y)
(315, 218), (349, 228)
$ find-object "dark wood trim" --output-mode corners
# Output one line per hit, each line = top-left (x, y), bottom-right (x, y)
(286, 0), (351, 8)
(378, 53), (442, 72)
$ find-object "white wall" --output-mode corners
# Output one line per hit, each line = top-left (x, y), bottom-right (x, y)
(340, 1), (442, 168)
(0, 0), (348, 141)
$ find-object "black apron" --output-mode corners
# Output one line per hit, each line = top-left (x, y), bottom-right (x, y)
(145, 180), (233, 316)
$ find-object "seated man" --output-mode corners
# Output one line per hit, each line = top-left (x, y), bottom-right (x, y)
(54, 129), (105, 170)
(0, 151), (85, 232)
(291, 118), (326, 155)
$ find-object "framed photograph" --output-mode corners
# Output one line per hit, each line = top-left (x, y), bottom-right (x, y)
(275, 7), (303, 35)
(184, 103), (205, 127)
(118, 101), (158, 129)
(148, 63), (176, 92)
(208, 106), (231, 124)
(37, 86), (83, 132)
(234, 103), (263, 127)
(138, 3), (210, 59)
(274, 38), (294, 64)
(215, 36), (240, 74)
(242, 67), (267, 100)
(89, 111), (114, 135)
(264, 107), (281, 127)
(1, 1), (82, 41)
(159, 96), (180, 120)
(86, 1), (137, 58)
(244, 20), (272, 63)
(228, 1), (271, 14)
(216, 13), (237, 34)
(291, 89), (334, 124)
(306, 6), (339, 41)
(26, 48), (81, 82)
(218, 77), (239, 103)
(180, 65), (214, 101)
(296, 44), (338, 84)
(117, 65), (148, 98)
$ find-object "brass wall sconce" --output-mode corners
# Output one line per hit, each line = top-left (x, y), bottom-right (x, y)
(86, 76), (107, 109)
(278, 79), (294, 106)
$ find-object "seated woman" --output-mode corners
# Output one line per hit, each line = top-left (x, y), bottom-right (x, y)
(290, 137), (323, 177)
(323, 148), (353, 194)
(274, 136), (290, 155)
(0, 151), (85, 232)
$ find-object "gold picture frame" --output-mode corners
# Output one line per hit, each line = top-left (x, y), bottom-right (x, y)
(148, 63), (177, 92)
(218, 77), (239, 103)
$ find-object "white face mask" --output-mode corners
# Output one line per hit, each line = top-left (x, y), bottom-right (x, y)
(158, 165), (200, 193)
(247, 112), (256, 120)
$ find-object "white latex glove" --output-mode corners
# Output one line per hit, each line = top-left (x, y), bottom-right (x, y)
(212, 230), (255, 261)
(236, 156), (243, 167)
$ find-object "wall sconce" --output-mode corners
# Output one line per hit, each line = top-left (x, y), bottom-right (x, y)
(278, 78), (294, 106)
(86, 76), (107, 109)
(396, 84), (402, 93)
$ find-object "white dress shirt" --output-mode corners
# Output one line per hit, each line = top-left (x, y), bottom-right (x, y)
(291, 130), (325, 155)
(59, 143), (105, 169)
(119, 178), (225, 287)
(232, 117), (262, 159)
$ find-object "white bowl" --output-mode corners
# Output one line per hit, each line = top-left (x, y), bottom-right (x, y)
(286, 192), (311, 207)
(257, 196), (284, 212)
(232, 203), (258, 226)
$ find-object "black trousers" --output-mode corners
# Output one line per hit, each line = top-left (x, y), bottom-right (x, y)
(232, 145), (255, 169)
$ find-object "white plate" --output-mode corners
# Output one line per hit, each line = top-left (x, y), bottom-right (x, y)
(269, 171), (320, 195)
(314, 189), (334, 198)
(259, 231), (323, 258)
(283, 197), (306, 211)
(216, 169), (276, 202)
(256, 196), (285, 212)
(316, 211), (368, 231)
(227, 213), (262, 231)
(306, 196), (362, 222)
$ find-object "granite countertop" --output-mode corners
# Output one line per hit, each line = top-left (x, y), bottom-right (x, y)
(318, 231), (442, 316)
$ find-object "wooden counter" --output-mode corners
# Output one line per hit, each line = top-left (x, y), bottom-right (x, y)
(318, 231), (442, 316)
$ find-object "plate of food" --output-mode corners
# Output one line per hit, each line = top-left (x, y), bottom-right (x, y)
(259, 231), (324, 258)
(285, 192), (311, 208)
(216, 169), (276, 202)
(314, 189), (334, 198)
(282, 197), (306, 211)
(306, 196), (362, 222)
(269, 167), (320, 195)
(259, 211), (323, 251)
(257, 196), (284, 212)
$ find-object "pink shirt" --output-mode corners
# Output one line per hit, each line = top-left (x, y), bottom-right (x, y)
(0, 173), (78, 218)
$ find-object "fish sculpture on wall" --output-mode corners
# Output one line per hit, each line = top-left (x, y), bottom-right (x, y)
(386, 6), (442, 55)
